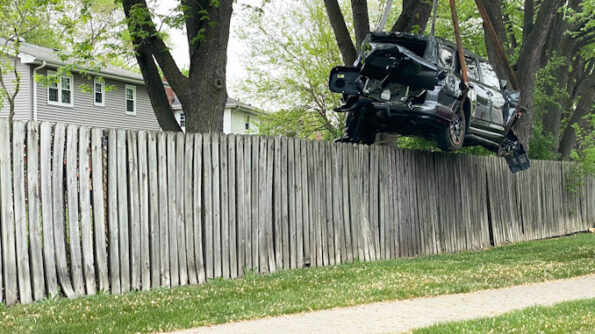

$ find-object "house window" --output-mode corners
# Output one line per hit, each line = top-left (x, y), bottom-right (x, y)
(245, 115), (250, 130)
(47, 71), (73, 107)
(94, 79), (105, 106)
(125, 85), (136, 115)
(180, 113), (186, 128)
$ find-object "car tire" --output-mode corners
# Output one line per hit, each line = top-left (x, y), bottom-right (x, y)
(436, 104), (466, 152)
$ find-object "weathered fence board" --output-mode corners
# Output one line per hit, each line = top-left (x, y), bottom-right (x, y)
(13, 121), (32, 304)
(79, 127), (96, 295)
(147, 131), (160, 288)
(138, 131), (151, 290)
(40, 123), (58, 297)
(91, 128), (109, 292)
(0, 119), (592, 306)
(108, 129), (121, 294)
(27, 122), (45, 301)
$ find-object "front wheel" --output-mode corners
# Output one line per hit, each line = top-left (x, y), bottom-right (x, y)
(436, 106), (466, 151)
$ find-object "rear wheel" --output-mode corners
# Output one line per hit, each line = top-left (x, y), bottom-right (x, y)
(436, 104), (466, 151)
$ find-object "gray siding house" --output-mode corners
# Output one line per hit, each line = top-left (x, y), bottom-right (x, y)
(1, 40), (265, 133)
(1, 41), (161, 130)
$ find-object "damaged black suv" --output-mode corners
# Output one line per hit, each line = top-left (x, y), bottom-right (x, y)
(329, 32), (530, 172)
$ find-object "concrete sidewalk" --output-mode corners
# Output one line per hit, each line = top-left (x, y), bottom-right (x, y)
(168, 274), (595, 334)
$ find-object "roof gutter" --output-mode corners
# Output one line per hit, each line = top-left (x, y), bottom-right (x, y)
(32, 60), (47, 121)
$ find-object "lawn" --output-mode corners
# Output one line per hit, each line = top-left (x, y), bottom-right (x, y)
(414, 298), (595, 333)
(0, 233), (593, 334)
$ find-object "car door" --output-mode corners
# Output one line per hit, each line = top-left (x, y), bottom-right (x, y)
(437, 44), (458, 107)
(478, 61), (506, 127)
(464, 55), (490, 124)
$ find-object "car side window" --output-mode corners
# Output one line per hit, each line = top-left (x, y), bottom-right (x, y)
(439, 47), (454, 69)
(479, 61), (500, 89)
(464, 55), (480, 81)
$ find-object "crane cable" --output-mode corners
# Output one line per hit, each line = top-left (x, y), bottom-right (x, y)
(375, 0), (393, 31)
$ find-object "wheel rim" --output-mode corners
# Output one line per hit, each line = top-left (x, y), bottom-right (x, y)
(449, 111), (464, 145)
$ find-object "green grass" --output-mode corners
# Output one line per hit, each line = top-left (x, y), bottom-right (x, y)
(414, 298), (595, 334)
(1, 234), (593, 334)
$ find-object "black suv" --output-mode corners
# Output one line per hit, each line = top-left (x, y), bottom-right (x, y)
(329, 32), (529, 172)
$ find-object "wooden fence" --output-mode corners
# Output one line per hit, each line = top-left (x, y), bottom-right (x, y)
(0, 119), (593, 305)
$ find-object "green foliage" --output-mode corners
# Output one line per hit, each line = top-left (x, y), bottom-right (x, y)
(416, 298), (595, 334)
(0, 234), (593, 333)
(567, 113), (595, 193)
(235, 0), (346, 140)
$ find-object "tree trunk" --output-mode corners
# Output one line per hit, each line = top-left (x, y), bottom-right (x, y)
(391, 0), (432, 34)
(324, 0), (357, 65)
(134, 42), (182, 132)
(351, 0), (370, 50)
(122, 0), (233, 133)
(512, 0), (565, 149)
(558, 77), (595, 159)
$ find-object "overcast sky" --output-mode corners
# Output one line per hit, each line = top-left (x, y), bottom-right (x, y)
(155, 0), (259, 97)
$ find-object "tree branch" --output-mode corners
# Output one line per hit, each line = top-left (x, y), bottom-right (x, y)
(350, 0), (369, 50)
(323, 0), (357, 66)
(391, 0), (432, 34)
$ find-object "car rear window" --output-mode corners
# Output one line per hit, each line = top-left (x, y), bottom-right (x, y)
(393, 39), (428, 57)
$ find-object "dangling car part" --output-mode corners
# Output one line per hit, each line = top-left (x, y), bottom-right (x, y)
(329, 31), (530, 173)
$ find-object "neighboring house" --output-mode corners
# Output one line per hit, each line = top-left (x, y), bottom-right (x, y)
(0, 39), (264, 134)
(0, 39), (161, 131)
(168, 90), (265, 134)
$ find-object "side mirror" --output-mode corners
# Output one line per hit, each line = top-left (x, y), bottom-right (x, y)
(499, 79), (508, 90)
(437, 70), (448, 81)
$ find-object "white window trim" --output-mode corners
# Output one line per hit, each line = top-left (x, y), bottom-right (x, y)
(47, 70), (74, 108)
(125, 85), (136, 115)
(94, 79), (105, 107)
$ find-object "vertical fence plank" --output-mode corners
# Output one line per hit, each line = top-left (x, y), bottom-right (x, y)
(52, 123), (75, 298)
(157, 132), (170, 286)
(287, 138), (298, 269)
(300, 140), (310, 267)
(117, 130), (130, 293)
(331, 144), (344, 264)
(280, 137), (290, 270)
(212, 134), (222, 277)
(242, 136), (252, 272)
(273, 137), (283, 270)
(176, 133), (188, 285)
(194, 135), (206, 283)
(251, 136), (259, 271)
(228, 135), (238, 279)
(293, 139), (304, 269)
(220, 135), (230, 278)
(40, 122), (58, 297)
(323, 143), (335, 266)
(107, 129), (121, 294)
(78, 127), (96, 295)
(203, 134), (214, 278)
(184, 134), (197, 285)
(167, 133), (179, 287)
(0, 119), (17, 304)
(66, 125), (85, 297)
(27, 122), (45, 301)
(341, 144), (353, 262)
(258, 138), (268, 272)
(236, 136), (246, 274)
(12, 121), (32, 304)
(91, 128), (109, 292)
(138, 131), (151, 290)
(265, 138), (276, 272)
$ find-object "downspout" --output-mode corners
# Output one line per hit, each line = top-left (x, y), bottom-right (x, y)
(32, 61), (47, 121)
